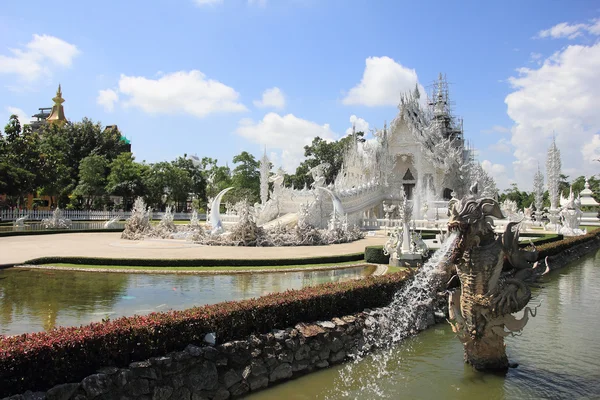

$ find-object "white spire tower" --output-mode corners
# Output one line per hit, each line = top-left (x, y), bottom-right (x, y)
(259, 147), (270, 205)
(546, 135), (562, 210)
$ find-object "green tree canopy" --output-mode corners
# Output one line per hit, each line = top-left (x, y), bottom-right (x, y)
(106, 153), (147, 210)
(74, 154), (108, 210)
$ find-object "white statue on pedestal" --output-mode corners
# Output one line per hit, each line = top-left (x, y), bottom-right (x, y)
(559, 187), (585, 236)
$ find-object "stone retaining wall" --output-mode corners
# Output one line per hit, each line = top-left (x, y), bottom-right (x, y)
(3, 314), (368, 400)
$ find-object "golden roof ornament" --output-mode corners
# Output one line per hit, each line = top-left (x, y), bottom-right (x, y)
(47, 84), (67, 126)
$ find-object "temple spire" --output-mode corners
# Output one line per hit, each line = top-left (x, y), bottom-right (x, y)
(47, 84), (67, 126)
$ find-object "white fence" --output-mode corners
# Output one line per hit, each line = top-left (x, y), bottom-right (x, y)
(361, 218), (449, 230)
(0, 209), (207, 222)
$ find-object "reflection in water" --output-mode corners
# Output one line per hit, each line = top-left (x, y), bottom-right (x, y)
(0, 265), (375, 336)
(248, 250), (600, 400)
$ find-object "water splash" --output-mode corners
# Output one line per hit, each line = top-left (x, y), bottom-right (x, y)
(326, 232), (459, 398)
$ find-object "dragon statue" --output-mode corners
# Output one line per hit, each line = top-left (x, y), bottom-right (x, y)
(438, 185), (547, 370)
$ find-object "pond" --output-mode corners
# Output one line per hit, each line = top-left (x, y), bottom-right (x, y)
(247, 249), (600, 400)
(0, 265), (375, 336)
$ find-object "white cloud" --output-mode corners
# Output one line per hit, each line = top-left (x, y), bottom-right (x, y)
(193, 0), (223, 6)
(582, 134), (600, 164)
(235, 113), (338, 171)
(0, 34), (79, 82)
(488, 138), (512, 154)
(6, 106), (30, 126)
(345, 115), (369, 136)
(114, 70), (247, 118)
(481, 125), (510, 134)
(253, 87), (285, 110)
(342, 56), (425, 107)
(537, 19), (600, 39)
(481, 160), (510, 191)
(505, 41), (600, 188)
(193, 0), (265, 6)
(96, 89), (119, 112)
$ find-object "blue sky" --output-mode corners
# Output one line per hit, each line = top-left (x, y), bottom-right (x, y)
(1, 0), (599, 191)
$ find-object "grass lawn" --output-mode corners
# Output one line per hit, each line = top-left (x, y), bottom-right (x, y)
(386, 265), (408, 274)
(582, 225), (599, 232)
(40, 260), (367, 272)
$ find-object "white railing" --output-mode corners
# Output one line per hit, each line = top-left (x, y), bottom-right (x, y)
(0, 209), (207, 222)
(361, 218), (450, 230)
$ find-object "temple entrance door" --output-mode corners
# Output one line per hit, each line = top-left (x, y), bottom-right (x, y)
(403, 184), (415, 200)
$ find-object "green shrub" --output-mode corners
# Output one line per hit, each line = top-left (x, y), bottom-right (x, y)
(0, 272), (409, 397)
(22, 253), (364, 268)
(0, 228), (123, 238)
(365, 245), (390, 264)
(533, 229), (600, 259)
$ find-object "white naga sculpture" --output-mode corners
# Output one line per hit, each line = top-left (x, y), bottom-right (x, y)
(210, 187), (234, 235)
(104, 216), (121, 229)
(14, 215), (28, 228)
(559, 187), (585, 236)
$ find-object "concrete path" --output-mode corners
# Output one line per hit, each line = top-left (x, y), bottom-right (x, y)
(0, 232), (387, 265)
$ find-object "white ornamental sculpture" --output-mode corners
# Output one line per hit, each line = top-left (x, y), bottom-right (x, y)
(546, 136), (562, 230)
(559, 187), (585, 236)
(259, 149), (270, 206)
(533, 165), (545, 226)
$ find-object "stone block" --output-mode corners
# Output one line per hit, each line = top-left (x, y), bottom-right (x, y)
(330, 337), (343, 353)
(316, 360), (329, 369)
(115, 369), (132, 388)
(222, 369), (242, 389)
(125, 378), (150, 396)
(22, 391), (45, 400)
(291, 360), (310, 372)
(294, 345), (311, 361)
(129, 362), (158, 380)
(185, 344), (203, 357)
(152, 386), (173, 400)
(186, 361), (218, 392)
(269, 363), (292, 382)
(150, 356), (172, 367)
(248, 375), (269, 391)
(284, 338), (298, 351)
(329, 350), (346, 364)
(229, 382), (249, 397)
(81, 374), (112, 398)
(46, 383), (80, 400)
(319, 348), (331, 361)
(316, 321), (335, 329)
(277, 349), (294, 363)
(172, 387), (191, 400)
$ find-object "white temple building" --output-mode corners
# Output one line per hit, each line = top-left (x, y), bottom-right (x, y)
(255, 74), (496, 229)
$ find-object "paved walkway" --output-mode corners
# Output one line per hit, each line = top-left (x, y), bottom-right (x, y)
(0, 232), (387, 265)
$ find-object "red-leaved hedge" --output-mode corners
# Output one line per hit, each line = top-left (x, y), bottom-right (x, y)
(0, 271), (409, 397)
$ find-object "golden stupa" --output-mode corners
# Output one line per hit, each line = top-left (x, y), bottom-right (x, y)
(46, 84), (67, 126)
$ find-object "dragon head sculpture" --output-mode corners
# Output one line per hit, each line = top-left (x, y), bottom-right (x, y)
(446, 193), (504, 264)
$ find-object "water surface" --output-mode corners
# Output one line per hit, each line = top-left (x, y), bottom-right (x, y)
(0, 265), (374, 336)
(248, 250), (600, 400)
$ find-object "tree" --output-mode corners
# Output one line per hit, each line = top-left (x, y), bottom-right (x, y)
(106, 153), (147, 210)
(74, 155), (108, 209)
(285, 132), (365, 189)
(202, 157), (232, 200)
(37, 118), (129, 207)
(230, 151), (260, 203)
(0, 115), (41, 207)
(172, 156), (207, 205)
